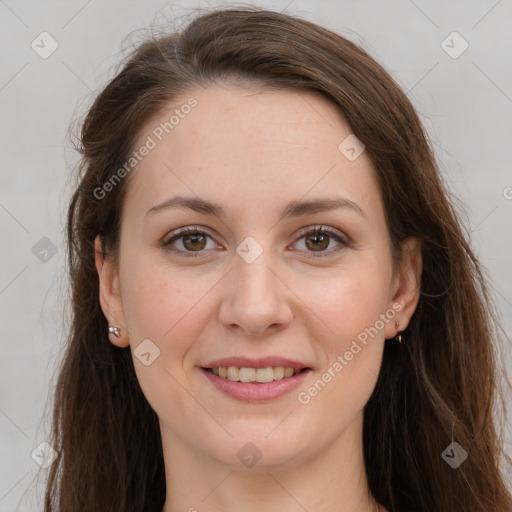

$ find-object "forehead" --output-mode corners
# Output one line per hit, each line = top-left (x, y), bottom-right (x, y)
(122, 84), (383, 225)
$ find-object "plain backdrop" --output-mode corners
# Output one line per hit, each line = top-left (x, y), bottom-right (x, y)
(0, 1), (511, 510)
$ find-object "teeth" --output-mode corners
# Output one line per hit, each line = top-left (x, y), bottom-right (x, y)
(239, 367), (256, 382)
(209, 366), (303, 383)
(227, 366), (239, 381)
(273, 366), (284, 380)
(256, 367), (273, 383)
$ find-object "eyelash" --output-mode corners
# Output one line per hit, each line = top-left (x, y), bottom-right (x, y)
(162, 225), (350, 258)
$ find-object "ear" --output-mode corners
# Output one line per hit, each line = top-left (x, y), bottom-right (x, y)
(385, 236), (423, 339)
(94, 235), (130, 347)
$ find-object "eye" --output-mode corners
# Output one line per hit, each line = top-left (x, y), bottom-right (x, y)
(162, 225), (349, 258)
(162, 227), (220, 257)
(291, 225), (349, 257)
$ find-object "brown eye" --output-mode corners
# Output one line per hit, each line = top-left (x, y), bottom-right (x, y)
(182, 233), (207, 251)
(163, 227), (218, 257)
(293, 226), (348, 257)
(163, 225), (348, 258)
(304, 232), (330, 251)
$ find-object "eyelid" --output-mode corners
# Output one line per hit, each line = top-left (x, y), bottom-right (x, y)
(294, 224), (347, 242)
(162, 225), (215, 245)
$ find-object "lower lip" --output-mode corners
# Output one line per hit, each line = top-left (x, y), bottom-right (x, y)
(201, 368), (311, 403)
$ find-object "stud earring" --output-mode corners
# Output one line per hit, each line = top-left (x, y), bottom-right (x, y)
(108, 325), (121, 338)
(395, 322), (402, 343)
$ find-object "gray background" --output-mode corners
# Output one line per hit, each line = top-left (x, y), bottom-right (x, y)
(1, 1), (511, 510)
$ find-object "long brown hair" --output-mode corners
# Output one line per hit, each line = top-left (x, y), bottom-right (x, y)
(43, 7), (512, 511)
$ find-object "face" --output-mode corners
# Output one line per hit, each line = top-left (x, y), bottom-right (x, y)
(95, 83), (421, 470)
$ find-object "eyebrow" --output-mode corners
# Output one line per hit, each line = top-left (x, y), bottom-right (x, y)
(144, 195), (366, 220)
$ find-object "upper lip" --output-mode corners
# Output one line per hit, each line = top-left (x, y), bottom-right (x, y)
(202, 356), (311, 371)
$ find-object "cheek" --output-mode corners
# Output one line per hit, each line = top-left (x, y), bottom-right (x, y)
(119, 262), (209, 413)
(295, 272), (389, 422)
(305, 263), (392, 346)
(120, 259), (208, 352)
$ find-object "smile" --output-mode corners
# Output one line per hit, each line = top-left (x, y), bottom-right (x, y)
(205, 366), (306, 383)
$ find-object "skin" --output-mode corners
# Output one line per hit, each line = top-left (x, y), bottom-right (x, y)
(95, 83), (422, 512)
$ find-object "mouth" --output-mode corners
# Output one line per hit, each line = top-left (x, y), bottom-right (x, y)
(202, 365), (310, 383)
(200, 358), (312, 402)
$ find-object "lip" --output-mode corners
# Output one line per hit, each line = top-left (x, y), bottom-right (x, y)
(201, 367), (312, 403)
(203, 356), (310, 371)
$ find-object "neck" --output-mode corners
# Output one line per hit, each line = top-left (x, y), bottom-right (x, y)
(160, 412), (381, 512)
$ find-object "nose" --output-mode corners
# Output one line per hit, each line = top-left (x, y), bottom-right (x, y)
(217, 250), (293, 337)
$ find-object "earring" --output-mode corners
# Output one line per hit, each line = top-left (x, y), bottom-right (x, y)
(395, 322), (402, 343)
(108, 325), (121, 338)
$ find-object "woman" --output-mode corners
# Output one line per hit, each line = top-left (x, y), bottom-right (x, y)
(44, 7), (512, 512)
